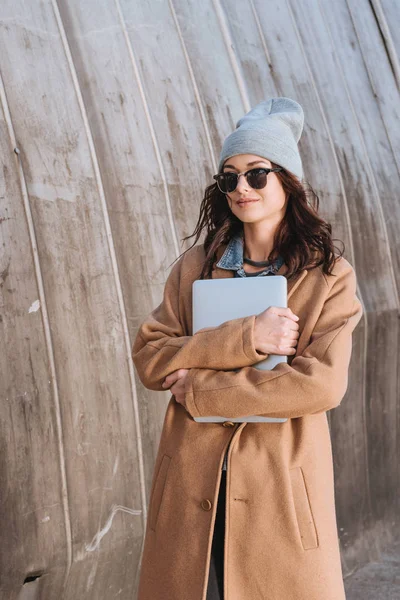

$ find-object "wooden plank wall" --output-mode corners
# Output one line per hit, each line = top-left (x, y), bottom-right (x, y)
(0, 0), (398, 597)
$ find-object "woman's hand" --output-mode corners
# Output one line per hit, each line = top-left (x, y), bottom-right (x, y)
(161, 369), (190, 409)
(254, 306), (300, 355)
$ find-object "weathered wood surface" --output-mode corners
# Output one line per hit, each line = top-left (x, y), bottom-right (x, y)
(0, 0), (398, 598)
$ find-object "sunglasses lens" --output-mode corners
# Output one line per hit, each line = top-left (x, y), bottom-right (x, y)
(218, 173), (237, 193)
(247, 168), (267, 189)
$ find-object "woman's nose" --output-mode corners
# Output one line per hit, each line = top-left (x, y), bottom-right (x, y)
(236, 174), (250, 193)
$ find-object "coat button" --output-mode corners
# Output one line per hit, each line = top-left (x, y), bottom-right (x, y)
(201, 499), (212, 511)
(222, 421), (235, 427)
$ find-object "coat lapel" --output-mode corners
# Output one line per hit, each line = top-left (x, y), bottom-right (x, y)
(287, 269), (308, 299)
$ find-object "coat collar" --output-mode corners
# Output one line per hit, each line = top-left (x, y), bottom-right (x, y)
(211, 233), (308, 299)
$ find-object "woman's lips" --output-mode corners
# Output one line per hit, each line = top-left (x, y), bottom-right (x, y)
(237, 199), (259, 207)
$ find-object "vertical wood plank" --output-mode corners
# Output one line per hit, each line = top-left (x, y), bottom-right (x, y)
(0, 1), (144, 597)
(0, 80), (68, 599)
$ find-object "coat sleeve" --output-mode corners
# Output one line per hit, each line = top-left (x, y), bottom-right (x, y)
(131, 253), (268, 391)
(183, 261), (363, 419)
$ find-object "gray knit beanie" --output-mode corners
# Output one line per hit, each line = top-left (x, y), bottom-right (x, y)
(218, 97), (304, 180)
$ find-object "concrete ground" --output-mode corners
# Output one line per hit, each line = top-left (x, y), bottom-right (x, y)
(344, 540), (400, 600)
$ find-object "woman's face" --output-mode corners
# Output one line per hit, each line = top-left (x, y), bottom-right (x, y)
(222, 154), (288, 225)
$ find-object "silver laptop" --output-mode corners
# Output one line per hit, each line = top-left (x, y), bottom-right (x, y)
(192, 276), (288, 423)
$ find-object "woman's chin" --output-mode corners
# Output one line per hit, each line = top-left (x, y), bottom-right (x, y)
(235, 213), (263, 223)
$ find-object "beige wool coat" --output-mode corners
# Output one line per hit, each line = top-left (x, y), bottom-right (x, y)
(132, 241), (363, 600)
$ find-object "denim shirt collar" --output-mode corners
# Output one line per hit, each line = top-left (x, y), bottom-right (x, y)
(216, 231), (285, 278)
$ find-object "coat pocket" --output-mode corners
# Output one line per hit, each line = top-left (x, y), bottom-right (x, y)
(289, 466), (319, 550)
(149, 454), (172, 532)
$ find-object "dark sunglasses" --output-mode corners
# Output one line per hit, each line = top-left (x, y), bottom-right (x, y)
(213, 167), (283, 194)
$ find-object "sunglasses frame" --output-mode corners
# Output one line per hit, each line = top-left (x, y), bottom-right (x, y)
(213, 166), (283, 194)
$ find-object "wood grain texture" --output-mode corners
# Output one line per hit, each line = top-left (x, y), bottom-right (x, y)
(0, 0), (398, 597)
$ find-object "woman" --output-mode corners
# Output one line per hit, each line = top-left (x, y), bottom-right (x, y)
(132, 97), (363, 600)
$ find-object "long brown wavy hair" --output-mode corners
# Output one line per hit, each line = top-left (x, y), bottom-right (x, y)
(171, 161), (344, 281)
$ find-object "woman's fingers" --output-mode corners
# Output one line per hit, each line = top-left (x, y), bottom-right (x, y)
(162, 373), (179, 388)
(273, 307), (299, 322)
(280, 317), (299, 331)
(162, 368), (189, 388)
(278, 345), (295, 353)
